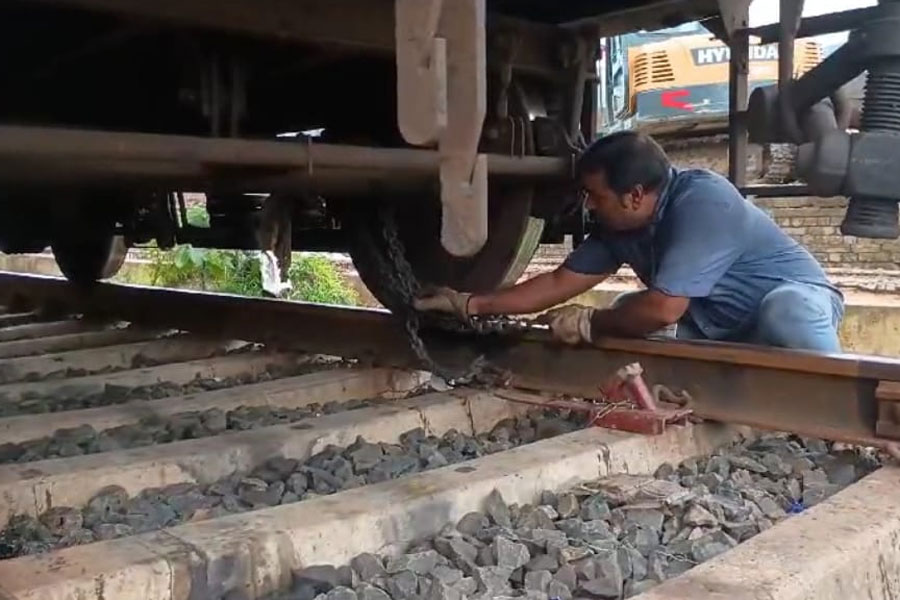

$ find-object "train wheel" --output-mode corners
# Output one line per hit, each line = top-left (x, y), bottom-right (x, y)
(51, 234), (127, 284)
(348, 184), (544, 312)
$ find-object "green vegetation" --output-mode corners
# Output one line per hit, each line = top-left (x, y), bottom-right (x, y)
(185, 204), (210, 227)
(120, 246), (357, 305)
(114, 203), (358, 305)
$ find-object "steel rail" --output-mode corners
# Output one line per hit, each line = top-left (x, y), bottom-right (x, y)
(2, 271), (899, 446)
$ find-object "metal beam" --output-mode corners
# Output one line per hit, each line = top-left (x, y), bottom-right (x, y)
(748, 5), (884, 45)
(25, 0), (567, 77)
(725, 2), (750, 188)
(0, 125), (567, 188)
(3, 272), (900, 447)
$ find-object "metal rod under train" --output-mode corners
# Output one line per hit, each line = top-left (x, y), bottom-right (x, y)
(0, 125), (568, 192)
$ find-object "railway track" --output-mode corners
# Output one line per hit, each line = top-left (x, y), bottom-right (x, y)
(0, 272), (898, 600)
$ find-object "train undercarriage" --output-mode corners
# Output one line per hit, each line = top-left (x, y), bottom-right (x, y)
(1, 0), (900, 307)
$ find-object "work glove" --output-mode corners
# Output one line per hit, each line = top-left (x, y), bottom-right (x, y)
(537, 304), (595, 345)
(413, 287), (472, 321)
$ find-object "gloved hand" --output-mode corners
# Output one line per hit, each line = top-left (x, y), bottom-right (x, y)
(413, 287), (473, 321)
(536, 304), (595, 345)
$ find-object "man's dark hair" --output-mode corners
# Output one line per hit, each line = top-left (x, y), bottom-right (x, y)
(576, 131), (671, 194)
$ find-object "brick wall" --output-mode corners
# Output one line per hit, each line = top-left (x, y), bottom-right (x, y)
(754, 197), (900, 269)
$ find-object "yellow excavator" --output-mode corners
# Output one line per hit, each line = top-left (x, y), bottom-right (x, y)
(602, 22), (823, 137)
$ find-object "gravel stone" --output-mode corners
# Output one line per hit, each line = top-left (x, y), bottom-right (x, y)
(517, 505), (556, 530)
(621, 506), (665, 532)
(624, 524), (659, 557)
(40, 507), (83, 536)
(367, 456), (419, 483)
(524, 569), (552, 593)
(683, 504), (718, 528)
(351, 553), (386, 582)
(579, 494), (611, 520)
(385, 551), (440, 575)
(698, 472), (724, 491)
(522, 528), (568, 551)
(579, 552), (623, 599)
(485, 490), (513, 528)
(804, 438), (829, 454)
(386, 571), (418, 599)
(654, 463), (676, 480)
(526, 553), (559, 572)
(743, 489), (786, 520)
(704, 456), (731, 478)
(84, 485), (129, 527)
(691, 531), (737, 563)
(430, 565), (464, 585)
(293, 565), (340, 595)
(677, 458), (699, 478)
(473, 566), (513, 596)
(494, 537), (531, 570)
(548, 579), (573, 600)
(728, 455), (768, 474)
(555, 545), (592, 564)
(803, 482), (840, 507)
(556, 518), (598, 541)
(477, 545), (496, 567)
(348, 440), (384, 473)
(324, 587), (357, 600)
(823, 457), (857, 486)
(625, 547), (649, 581)
(556, 493), (580, 519)
(456, 512), (489, 536)
(355, 584), (390, 600)
(434, 537), (478, 571)
(723, 520), (758, 542)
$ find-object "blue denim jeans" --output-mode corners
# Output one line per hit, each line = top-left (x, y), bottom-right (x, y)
(612, 282), (844, 352)
(743, 282), (844, 352)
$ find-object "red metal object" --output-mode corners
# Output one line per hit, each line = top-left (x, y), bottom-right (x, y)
(591, 363), (692, 435)
(661, 89), (693, 110)
(496, 362), (692, 436)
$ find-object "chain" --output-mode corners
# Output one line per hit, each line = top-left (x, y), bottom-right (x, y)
(375, 204), (527, 386)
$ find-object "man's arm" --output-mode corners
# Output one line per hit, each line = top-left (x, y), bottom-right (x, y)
(469, 266), (609, 316)
(588, 289), (688, 338)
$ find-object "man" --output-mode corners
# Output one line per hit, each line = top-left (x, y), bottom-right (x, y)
(415, 131), (844, 352)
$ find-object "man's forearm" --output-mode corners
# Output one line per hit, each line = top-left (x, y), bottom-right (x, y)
(589, 290), (685, 338)
(469, 272), (566, 315)
(469, 269), (607, 316)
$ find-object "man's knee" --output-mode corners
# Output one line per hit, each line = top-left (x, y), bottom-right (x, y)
(609, 291), (678, 338)
(756, 284), (841, 351)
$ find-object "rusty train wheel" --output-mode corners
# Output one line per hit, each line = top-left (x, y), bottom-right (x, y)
(51, 235), (127, 284)
(348, 183), (543, 312)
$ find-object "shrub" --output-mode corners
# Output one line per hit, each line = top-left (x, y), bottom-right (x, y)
(144, 245), (357, 305)
(287, 254), (357, 305)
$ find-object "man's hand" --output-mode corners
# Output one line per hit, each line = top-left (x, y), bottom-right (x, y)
(413, 287), (472, 321)
(537, 305), (595, 345)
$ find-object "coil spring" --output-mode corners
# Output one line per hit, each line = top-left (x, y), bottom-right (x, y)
(860, 66), (900, 132)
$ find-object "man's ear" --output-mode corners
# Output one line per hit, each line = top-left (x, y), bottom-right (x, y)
(627, 185), (645, 210)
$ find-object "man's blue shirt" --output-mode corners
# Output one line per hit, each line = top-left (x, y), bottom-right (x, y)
(564, 168), (843, 339)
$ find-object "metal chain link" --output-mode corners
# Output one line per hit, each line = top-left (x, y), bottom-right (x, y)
(375, 204), (527, 385)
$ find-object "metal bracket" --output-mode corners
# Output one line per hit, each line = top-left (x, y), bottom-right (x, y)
(395, 0), (488, 257)
(496, 363), (692, 436)
(717, 0), (753, 40)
